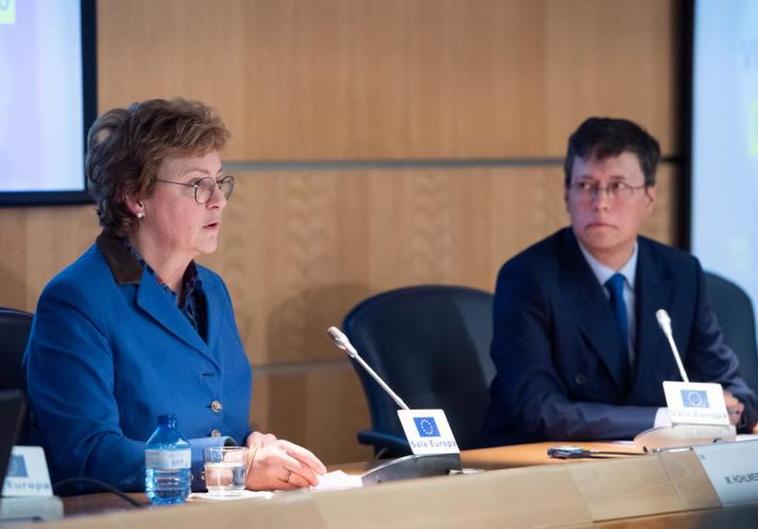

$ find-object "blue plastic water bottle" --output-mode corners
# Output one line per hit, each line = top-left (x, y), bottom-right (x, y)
(144, 414), (191, 504)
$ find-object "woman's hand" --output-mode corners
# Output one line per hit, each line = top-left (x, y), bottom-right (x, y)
(244, 432), (327, 490)
(245, 431), (278, 449)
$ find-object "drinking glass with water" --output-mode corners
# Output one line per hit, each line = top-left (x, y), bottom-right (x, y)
(203, 446), (249, 496)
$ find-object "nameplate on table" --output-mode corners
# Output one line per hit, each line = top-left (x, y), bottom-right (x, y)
(2, 446), (53, 497)
(663, 381), (729, 426)
(397, 409), (459, 455)
(694, 440), (758, 505)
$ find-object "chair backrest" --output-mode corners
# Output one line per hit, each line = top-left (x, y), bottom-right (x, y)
(704, 271), (758, 394)
(0, 307), (33, 393)
(343, 285), (495, 452)
(0, 307), (33, 443)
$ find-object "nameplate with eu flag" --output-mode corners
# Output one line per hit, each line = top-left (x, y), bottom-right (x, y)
(2, 446), (53, 497)
(663, 381), (730, 426)
(397, 409), (459, 455)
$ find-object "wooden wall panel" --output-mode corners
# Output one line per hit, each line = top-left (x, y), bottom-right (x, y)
(544, 0), (679, 155)
(0, 165), (677, 345)
(0, 206), (99, 310)
(251, 363), (372, 464)
(199, 164), (677, 366)
(648, 164), (679, 243)
(97, 0), (677, 160)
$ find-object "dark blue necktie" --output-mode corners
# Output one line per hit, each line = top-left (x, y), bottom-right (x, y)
(605, 273), (629, 347)
(605, 273), (631, 391)
(605, 273), (629, 354)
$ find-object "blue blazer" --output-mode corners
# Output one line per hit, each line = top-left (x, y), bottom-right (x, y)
(482, 228), (757, 445)
(24, 233), (252, 492)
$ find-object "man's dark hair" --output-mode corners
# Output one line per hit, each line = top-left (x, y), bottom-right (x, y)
(564, 117), (661, 188)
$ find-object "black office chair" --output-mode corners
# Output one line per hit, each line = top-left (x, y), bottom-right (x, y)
(0, 307), (33, 442)
(704, 271), (758, 395)
(343, 285), (495, 458)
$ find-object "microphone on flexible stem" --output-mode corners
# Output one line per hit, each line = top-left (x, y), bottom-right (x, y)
(636, 309), (736, 451)
(326, 326), (410, 410)
(326, 325), (462, 484)
(655, 309), (690, 383)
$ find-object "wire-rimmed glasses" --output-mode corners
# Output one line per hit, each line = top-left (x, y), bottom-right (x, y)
(569, 180), (647, 203)
(155, 175), (235, 204)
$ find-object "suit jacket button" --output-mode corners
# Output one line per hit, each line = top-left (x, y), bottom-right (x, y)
(210, 429), (221, 437)
(574, 374), (587, 385)
(211, 400), (223, 413)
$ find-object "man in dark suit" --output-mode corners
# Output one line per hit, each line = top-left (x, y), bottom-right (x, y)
(483, 117), (757, 445)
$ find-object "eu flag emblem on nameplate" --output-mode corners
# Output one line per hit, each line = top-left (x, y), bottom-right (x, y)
(682, 389), (709, 408)
(663, 381), (729, 426)
(413, 417), (441, 437)
(398, 409), (460, 455)
(8, 454), (28, 477)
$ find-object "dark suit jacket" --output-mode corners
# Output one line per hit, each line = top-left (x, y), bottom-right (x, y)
(482, 228), (757, 445)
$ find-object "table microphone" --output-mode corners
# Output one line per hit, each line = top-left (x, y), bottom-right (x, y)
(326, 326), (410, 410)
(655, 309), (690, 383)
(327, 326), (462, 485)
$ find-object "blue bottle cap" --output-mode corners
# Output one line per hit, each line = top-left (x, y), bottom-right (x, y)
(158, 414), (176, 426)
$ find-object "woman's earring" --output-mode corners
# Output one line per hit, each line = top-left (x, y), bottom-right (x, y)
(136, 212), (144, 219)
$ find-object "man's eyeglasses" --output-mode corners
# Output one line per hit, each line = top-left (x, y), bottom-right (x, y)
(155, 175), (235, 205)
(569, 180), (647, 203)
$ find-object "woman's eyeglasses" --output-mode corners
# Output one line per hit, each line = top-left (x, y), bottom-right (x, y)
(155, 175), (235, 204)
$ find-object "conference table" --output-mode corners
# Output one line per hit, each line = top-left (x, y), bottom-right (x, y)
(51, 441), (758, 529)
(61, 442), (636, 513)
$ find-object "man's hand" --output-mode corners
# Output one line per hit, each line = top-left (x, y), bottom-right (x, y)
(244, 432), (326, 490)
(723, 390), (744, 426)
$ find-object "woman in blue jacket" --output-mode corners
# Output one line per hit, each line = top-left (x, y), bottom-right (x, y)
(24, 98), (325, 493)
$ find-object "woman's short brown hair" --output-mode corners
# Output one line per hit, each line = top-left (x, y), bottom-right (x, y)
(85, 98), (230, 236)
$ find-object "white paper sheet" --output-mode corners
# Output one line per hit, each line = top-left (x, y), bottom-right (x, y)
(310, 470), (363, 491)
